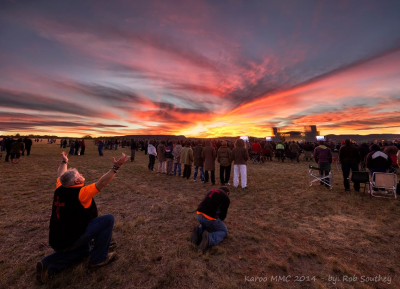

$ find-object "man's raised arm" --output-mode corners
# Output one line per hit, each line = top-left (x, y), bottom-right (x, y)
(95, 153), (129, 191)
(57, 151), (69, 178)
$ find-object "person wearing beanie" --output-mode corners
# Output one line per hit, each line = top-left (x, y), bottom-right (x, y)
(217, 141), (232, 185)
(191, 186), (230, 252)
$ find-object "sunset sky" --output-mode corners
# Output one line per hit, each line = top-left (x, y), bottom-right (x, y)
(1, 0), (400, 138)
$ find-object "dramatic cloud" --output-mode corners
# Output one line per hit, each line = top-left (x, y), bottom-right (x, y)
(1, 0), (400, 137)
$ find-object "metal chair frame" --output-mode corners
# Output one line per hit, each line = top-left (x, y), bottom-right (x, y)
(308, 165), (333, 189)
(369, 172), (397, 199)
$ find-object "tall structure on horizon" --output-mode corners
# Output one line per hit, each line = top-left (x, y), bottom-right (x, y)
(304, 125), (318, 142)
(271, 125), (319, 142)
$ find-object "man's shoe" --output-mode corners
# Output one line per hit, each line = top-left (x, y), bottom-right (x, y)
(345, 188), (350, 192)
(225, 183), (230, 186)
(191, 226), (202, 245)
(89, 252), (117, 268)
(36, 261), (48, 284)
(199, 231), (209, 252)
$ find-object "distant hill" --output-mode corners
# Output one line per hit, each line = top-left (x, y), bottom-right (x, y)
(327, 134), (400, 142)
(116, 134), (400, 142)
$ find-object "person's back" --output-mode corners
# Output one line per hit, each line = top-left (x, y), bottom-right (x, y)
(157, 142), (166, 162)
(11, 139), (24, 154)
(231, 139), (249, 165)
(202, 141), (216, 170)
(172, 143), (182, 162)
(180, 143), (193, 165)
(314, 143), (332, 164)
(366, 144), (390, 173)
(193, 187), (231, 252)
(217, 145), (232, 166)
(339, 143), (360, 164)
(193, 143), (204, 167)
(251, 141), (262, 153)
(197, 188), (230, 221)
(289, 142), (299, 153)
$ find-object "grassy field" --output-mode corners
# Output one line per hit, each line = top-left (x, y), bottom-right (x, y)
(0, 141), (399, 289)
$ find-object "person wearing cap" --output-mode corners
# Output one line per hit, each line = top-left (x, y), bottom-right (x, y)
(191, 186), (230, 252)
(339, 139), (361, 192)
(36, 151), (129, 284)
(217, 141), (232, 185)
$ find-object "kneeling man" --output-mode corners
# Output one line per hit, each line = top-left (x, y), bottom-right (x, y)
(192, 186), (230, 252)
(36, 151), (128, 284)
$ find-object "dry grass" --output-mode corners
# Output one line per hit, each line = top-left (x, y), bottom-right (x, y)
(0, 142), (399, 289)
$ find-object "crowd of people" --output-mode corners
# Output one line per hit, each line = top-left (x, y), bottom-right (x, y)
(1, 135), (399, 284)
(0, 136), (33, 163)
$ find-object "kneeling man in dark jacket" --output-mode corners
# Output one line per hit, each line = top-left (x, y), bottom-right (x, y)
(192, 186), (230, 252)
(36, 151), (128, 284)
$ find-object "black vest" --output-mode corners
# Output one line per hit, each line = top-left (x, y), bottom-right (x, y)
(49, 185), (98, 251)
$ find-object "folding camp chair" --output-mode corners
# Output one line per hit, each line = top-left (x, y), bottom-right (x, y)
(250, 151), (263, 164)
(350, 171), (370, 195)
(308, 165), (333, 189)
(369, 172), (397, 199)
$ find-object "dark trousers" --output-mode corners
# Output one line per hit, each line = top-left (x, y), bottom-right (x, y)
(318, 162), (331, 186)
(42, 214), (114, 274)
(219, 165), (231, 184)
(341, 162), (360, 190)
(80, 147), (85, 155)
(204, 170), (215, 184)
(5, 149), (10, 162)
(183, 164), (191, 179)
(148, 155), (156, 170)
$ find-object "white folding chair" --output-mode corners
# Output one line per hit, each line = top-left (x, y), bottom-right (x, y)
(369, 172), (397, 199)
(308, 165), (333, 189)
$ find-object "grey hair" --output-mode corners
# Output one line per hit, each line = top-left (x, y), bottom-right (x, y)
(60, 168), (79, 187)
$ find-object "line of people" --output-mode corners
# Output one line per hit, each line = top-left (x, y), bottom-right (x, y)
(147, 139), (250, 189)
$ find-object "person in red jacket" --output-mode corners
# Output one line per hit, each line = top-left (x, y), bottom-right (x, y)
(36, 151), (128, 284)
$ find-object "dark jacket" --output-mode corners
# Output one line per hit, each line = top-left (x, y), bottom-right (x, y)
(339, 144), (361, 164)
(202, 140), (216, 171)
(217, 146), (232, 166)
(49, 185), (98, 251)
(193, 143), (204, 167)
(197, 188), (230, 221)
(366, 148), (391, 172)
